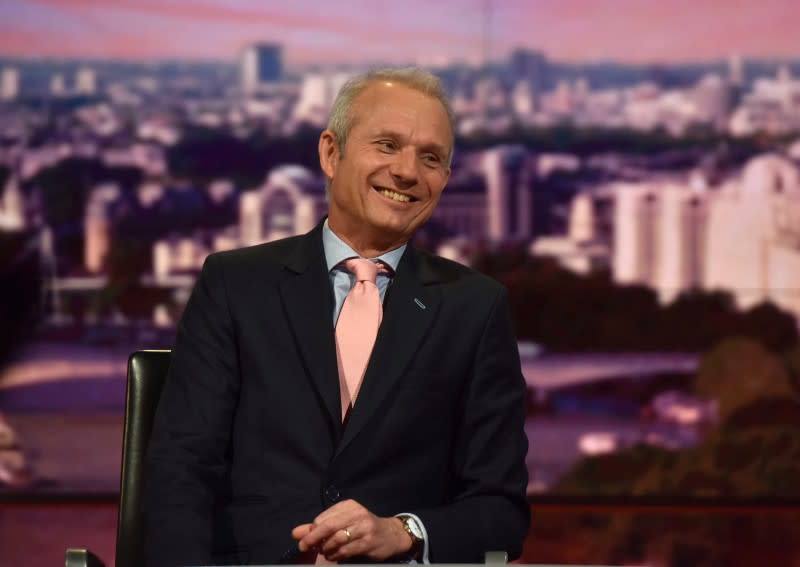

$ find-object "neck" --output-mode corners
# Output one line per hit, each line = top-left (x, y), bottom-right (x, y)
(327, 219), (406, 259)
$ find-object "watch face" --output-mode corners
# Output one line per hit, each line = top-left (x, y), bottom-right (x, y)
(404, 516), (424, 540)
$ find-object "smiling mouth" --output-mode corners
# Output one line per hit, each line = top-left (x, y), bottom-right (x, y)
(374, 187), (416, 203)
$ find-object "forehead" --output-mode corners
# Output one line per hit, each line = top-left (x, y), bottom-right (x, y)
(349, 81), (452, 145)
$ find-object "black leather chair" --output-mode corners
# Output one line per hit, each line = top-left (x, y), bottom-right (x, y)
(66, 349), (171, 567)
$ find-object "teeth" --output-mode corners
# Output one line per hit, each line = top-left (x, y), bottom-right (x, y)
(378, 189), (411, 203)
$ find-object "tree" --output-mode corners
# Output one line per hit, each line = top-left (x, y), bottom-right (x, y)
(694, 338), (795, 421)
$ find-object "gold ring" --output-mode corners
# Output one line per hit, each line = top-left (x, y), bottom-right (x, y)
(343, 528), (352, 541)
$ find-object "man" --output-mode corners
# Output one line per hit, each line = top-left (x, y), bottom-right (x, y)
(144, 68), (529, 566)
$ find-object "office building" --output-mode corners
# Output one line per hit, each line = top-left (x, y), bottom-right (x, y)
(240, 43), (283, 94)
(612, 183), (660, 286)
(482, 145), (534, 242)
(509, 49), (547, 110)
(653, 186), (707, 303)
(705, 153), (800, 316)
(611, 180), (707, 302)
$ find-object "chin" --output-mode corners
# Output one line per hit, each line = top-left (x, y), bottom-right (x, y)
(373, 221), (410, 238)
(363, 205), (433, 243)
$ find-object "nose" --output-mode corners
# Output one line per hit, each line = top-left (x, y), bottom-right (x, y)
(389, 147), (418, 189)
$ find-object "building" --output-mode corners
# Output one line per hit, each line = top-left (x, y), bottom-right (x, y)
(510, 80), (535, 118)
(240, 165), (327, 246)
(240, 43), (283, 94)
(430, 170), (486, 239)
(729, 65), (800, 137)
(653, 185), (707, 303)
(531, 192), (611, 275)
(50, 73), (67, 97)
(509, 49), (548, 110)
(152, 235), (209, 282)
(84, 183), (122, 274)
(705, 153), (800, 317)
(611, 179), (707, 302)
(694, 73), (734, 129)
(0, 67), (20, 101)
(102, 143), (166, 176)
(728, 54), (744, 88)
(612, 182), (660, 286)
(293, 72), (352, 127)
(482, 145), (534, 242)
(76, 67), (97, 95)
(0, 173), (25, 232)
(600, 152), (800, 319)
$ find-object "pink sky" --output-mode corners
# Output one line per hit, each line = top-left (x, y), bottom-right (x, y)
(1, 0), (798, 64)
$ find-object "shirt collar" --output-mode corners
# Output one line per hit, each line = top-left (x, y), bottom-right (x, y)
(322, 218), (406, 273)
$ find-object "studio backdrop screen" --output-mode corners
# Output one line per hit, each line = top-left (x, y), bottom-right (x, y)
(0, 0), (799, 503)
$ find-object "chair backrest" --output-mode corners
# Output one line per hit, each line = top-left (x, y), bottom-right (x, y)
(115, 350), (171, 567)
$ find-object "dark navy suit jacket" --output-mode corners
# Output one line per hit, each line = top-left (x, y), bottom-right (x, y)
(144, 222), (529, 566)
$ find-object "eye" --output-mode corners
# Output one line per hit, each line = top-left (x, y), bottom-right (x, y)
(422, 153), (442, 166)
(376, 140), (397, 152)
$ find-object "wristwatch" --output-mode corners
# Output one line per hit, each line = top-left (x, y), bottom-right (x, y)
(396, 514), (425, 561)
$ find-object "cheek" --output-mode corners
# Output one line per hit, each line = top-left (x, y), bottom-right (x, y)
(357, 165), (381, 188)
(425, 175), (448, 197)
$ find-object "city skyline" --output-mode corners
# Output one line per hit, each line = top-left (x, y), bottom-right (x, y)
(2, 0), (800, 65)
(1, 3), (799, 518)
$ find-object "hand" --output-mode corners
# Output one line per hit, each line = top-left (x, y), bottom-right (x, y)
(291, 499), (412, 562)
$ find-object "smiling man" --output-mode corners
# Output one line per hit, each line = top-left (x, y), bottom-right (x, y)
(320, 76), (452, 258)
(144, 68), (529, 566)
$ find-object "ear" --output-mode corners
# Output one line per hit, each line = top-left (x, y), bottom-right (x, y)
(318, 130), (340, 181)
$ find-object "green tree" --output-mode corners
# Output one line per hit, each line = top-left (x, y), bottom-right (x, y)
(694, 337), (795, 421)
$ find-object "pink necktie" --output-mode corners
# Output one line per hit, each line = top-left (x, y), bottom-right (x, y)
(335, 258), (384, 421)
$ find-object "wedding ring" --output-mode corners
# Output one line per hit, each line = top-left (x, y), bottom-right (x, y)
(342, 527), (352, 541)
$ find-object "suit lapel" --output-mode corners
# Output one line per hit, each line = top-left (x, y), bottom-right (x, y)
(279, 225), (341, 432)
(335, 246), (441, 457)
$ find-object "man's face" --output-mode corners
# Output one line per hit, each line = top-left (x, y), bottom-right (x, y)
(319, 81), (452, 253)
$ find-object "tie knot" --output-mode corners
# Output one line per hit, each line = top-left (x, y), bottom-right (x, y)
(343, 258), (380, 283)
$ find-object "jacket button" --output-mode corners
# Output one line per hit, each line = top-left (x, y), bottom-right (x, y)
(325, 485), (341, 502)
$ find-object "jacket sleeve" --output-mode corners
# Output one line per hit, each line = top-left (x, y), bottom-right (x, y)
(412, 286), (530, 562)
(143, 253), (240, 567)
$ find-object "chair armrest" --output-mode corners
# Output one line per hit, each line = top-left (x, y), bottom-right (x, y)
(65, 548), (106, 567)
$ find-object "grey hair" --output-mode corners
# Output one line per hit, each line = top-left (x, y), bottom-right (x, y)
(326, 67), (455, 167)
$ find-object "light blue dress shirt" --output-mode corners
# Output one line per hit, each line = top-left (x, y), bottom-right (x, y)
(321, 219), (430, 563)
(322, 219), (406, 326)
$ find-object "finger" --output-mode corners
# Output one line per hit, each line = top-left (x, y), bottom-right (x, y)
(302, 501), (364, 549)
(327, 516), (402, 562)
(325, 530), (371, 562)
(322, 516), (376, 559)
(326, 540), (361, 562)
(321, 526), (354, 555)
(299, 519), (344, 551)
(291, 523), (312, 541)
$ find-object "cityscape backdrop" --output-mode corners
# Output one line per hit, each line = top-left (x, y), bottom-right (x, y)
(1, 0), (800, 512)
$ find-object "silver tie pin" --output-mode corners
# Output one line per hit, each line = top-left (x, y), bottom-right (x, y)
(414, 298), (426, 310)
